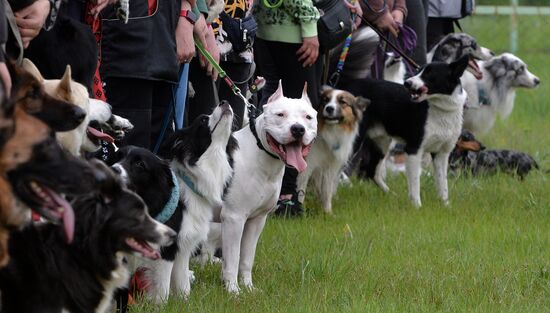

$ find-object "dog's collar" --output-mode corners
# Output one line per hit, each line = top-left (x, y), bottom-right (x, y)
(248, 113), (279, 159)
(477, 82), (491, 106)
(154, 171), (180, 223)
(175, 168), (206, 199)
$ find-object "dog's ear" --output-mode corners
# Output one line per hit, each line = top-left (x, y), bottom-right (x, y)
(267, 80), (284, 104)
(21, 58), (44, 83)
(354, 96), (370, 112)
(58, 65), (73, 99)
(450, 55), (469, 78)
(300, 82), (312, 107)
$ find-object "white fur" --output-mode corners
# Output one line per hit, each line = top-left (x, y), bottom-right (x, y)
(144, 105), (234, 301)
(96, 252), (130, 313)
(221, 82), (317, 294)
(462, 53), (539, 134)
(297, 89), (361, 214)
(383, 55), (406, 84)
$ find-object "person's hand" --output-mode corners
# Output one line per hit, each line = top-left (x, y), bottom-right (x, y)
(374, 11), (398, 37)
(14, 0), (51, 48)
(193, 14), (209, 61)
(175, 16), (196, 63)
(297, 36), (319, 67)
(0, 63), (12, 98)
(343, 0), (363, 30)
(391, 10), (404, 25)
(203, 25), (220, 80)
(90, 0), (117, 18)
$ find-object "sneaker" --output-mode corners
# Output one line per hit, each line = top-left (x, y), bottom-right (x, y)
(273, 192), (304, 217)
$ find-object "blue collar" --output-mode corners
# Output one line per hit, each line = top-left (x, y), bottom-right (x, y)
(175, 169), (206, 199)
(477, 82), (491, 106)
(154, 171), (180, 223)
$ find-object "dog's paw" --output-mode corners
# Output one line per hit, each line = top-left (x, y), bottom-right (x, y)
(189, 270), (196, 284)
(224, 281), (240, 295)
(410, 197), (422, 208)
(210, 256), (222, 264)
(442, 199), (450, 207)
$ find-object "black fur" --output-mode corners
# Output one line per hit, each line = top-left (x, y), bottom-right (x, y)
(0, 164), (169, 313)
(111, 146), (183, 261)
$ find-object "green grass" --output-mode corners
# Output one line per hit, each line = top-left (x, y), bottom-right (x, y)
(130, 16), (550, 312)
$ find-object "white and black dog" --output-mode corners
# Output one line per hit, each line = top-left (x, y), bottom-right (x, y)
(221, 82), (317, 294)
(297, 86), (368, 214)
(461, 53), (540, 134)
(113, 101), (237, 301)
(0, 161), (176, 313)
(347, 56), (470, 207)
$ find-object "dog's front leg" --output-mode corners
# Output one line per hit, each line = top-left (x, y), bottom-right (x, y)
(432, 152), (450, 205)
(221, 211), (246, 294)
(171, 248), (192, 298)
(239, 213), (268, 290)
(146, 260), (174, 303)
(406, 153), (423, 207)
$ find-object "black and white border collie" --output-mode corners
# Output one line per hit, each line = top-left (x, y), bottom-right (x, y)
(348, 55), (470, 207)
(112, 101), (237, 301)
(0, 161), (176, 313)
(297, 86), (368, 214)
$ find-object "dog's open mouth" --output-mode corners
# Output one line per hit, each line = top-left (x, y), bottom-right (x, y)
(323, 116), (342, 124)
(409, 85), (429, 102)
(266, 133), (311, 173)
(125, 237), (161, 260)
(87, 123), (115, 145)
(29, 181), (75, 243)
(467, 59), (483, 80)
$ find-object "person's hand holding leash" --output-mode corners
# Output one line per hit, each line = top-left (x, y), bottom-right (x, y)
(194, 15), (219, 79)
(14, 0), (50, 48)
(0, 63), (12, 97)
(391, 9), (404, 25)
(297, 36), (319, 67)
(374, 11), (398, 37)
(344, 0), (363, 30)
(176, 0), (196, 63)
(89, 0), (117, 18)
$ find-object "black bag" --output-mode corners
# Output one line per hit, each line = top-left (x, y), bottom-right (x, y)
(315, 0), (353, 51)
(219, 11), (258, 53)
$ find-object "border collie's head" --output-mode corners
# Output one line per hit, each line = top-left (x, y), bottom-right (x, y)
(404, 55), (469, 103)
(72, 161), (176, 262)
(111, 146), (173, 217)
(484, 53), (540, 89)
(166, 100), (237, 166)
(431, 33), (494, 79)
(318, 86), (369, 132)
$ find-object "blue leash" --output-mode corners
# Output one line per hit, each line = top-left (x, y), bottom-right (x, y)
(153, 64), (189, 154)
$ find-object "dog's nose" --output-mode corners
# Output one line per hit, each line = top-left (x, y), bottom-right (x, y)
(165, 228), (177, 244)
(324, 106), (335, 115)
(73, 107), (86, 124)
(404, 80), (412, 89)
(290, 123), (305, 139)
(534, 78), (540, 86)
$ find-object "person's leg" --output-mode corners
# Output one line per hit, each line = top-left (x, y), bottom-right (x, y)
(405, 0), (428, 66)
(217, 61), (253, 129)
(186, 58), (218, 124)
(151, 81), (176, 153)
(104, 77), (153, 149)
(427, 17), (456, 50)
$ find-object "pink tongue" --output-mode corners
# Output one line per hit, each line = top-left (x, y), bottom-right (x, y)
(87, 126), (114, 143)
(284, 143), (307, 173)
(44, 187), (75, 243)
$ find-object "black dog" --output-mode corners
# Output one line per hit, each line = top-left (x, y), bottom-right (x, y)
(0, 162), (176, 313)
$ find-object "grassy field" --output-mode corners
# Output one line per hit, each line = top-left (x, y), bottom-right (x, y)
(131, 16), (550, 312)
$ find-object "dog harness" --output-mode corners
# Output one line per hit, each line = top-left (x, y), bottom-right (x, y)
(154, 171), (180, 223)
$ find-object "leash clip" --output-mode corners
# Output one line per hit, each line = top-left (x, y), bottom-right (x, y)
(328, 72), (341, 87)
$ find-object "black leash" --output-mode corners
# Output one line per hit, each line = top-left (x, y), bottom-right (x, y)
(248, 107), (279, 159)
(360, 16), (421, 71)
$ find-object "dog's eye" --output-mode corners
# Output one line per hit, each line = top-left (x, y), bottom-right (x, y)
(517, 66), (524, 74)
(26, 87), (40, 99)
(277, 113), (284, 117)
(135, 161), (145, 169)
(306, 115), (313, 120)
(201, 116), (209, 124)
